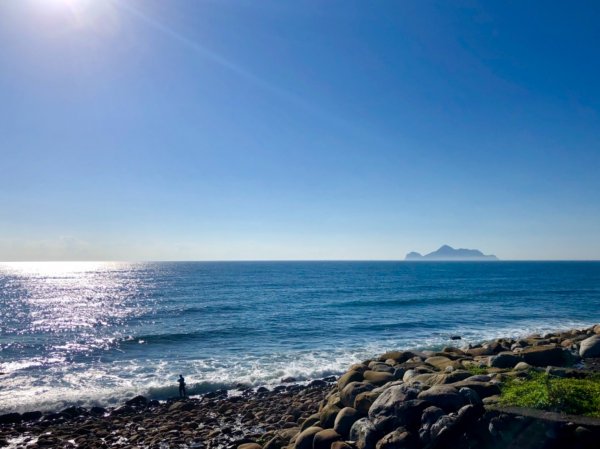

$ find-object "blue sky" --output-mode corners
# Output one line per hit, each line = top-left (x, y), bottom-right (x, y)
(1, 0), (599, 260)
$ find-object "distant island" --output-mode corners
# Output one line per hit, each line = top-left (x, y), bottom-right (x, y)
(405, 244), (498, 261)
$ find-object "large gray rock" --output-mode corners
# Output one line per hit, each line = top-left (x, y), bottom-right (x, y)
(370, 399), (428, 432)
(368, 384), (420, 427)
(417, 385), (465, 412)
(349, 418), (379, 449)
(340, 382), (375, 408)
(333, 407), (360, 439)
(580, 335), (600, 358)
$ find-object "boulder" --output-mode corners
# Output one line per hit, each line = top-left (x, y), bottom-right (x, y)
(488, 352), (520, 369)
(424, 356), (460, 371)
(168, 401), (194, 412)
(313, 429), (342, 449)
(300, 413), (320, 431)
(370, 397), (428, 432)
(340, 382), (375, 408)
(355, 391), (381, 415)
(0, 413), (21, 424)
(21, 411), (42, 422)
(458, 387), (482, 407)
(331, 443), (354, 449)
(338, 370), (364, 390)
(349, 418), (379, 449)
(378, 351), (417, 364)
(375, 429), (418, 449)
(363, 370), (396, 386)
(513, 361), (531, 371)
(449, 380), (501, 399)
(238, 444), (262, 449)
(368, 384), (420, 424)
(593, 324), (600, 335)
(580, 335), (600, 358)
(293, 426), (323, 449)
(417, 385), (465, 412)
(126, 395), (148, 407)
(319, 404), (341, 428)
(333, 407), (360, 439)
(520, 345), (567, 366)
(368, 362), (395, 374)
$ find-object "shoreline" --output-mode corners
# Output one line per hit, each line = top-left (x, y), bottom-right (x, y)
(2, 325), (600, 448)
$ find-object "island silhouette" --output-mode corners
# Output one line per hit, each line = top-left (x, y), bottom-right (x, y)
(405, 244), (498, 261)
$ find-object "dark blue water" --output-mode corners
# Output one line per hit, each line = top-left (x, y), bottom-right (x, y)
(1, 261), (599, 413)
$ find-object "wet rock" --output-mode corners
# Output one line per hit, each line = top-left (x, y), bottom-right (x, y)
(281, 377), (297, 383)
(580, 335), (600, 358)
(313, 429), (342, 449)
(331, 442), (354, 449)
(417, 385), (465, 412)
(349, 418), (379, 449)
(21, 410), (43, 422)
(0, 412), (21, 424)
(308, 379), (327, 388)
(126, 395), (148, 407)
(333, 407), (360, 439)
(89, 406), (106, 416)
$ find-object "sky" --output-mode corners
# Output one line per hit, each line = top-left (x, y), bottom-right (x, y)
(0, 0), (599, 261)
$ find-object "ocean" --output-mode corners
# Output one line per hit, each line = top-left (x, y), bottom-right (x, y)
(1, 261), (599, 413)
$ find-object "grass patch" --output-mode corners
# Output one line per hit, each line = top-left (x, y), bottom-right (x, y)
(466, 365), (489, 375)
(499, 371), (600, 417)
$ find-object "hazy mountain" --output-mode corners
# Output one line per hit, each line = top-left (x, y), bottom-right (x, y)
(405, 245), (498, 261)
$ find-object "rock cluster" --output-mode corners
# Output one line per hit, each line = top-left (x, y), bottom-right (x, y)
(279, 325), (600, 449)
(2, 326), (600, 448)
(0, 380), (334, 448)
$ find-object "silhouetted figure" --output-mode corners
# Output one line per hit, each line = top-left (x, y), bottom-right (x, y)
(178, 375), (186, 398)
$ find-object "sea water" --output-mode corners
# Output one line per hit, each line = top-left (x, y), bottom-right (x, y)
(1, 261), (599, 413)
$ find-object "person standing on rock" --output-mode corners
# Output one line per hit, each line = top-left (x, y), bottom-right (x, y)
(178, 375), (186, 398)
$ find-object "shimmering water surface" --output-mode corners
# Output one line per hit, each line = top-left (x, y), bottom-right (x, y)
(1, 261), (599, 413)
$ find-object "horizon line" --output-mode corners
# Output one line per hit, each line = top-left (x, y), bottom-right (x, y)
(1, 259), (599, 263)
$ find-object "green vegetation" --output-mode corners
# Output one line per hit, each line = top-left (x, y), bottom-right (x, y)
(499, 371), (600, 417)
(466, 365), (488, 375)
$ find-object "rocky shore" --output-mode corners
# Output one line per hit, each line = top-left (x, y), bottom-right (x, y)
(3, 325), (600, 449)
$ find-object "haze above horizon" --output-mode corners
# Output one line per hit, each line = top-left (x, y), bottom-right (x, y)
(1, 1), (599, 261)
